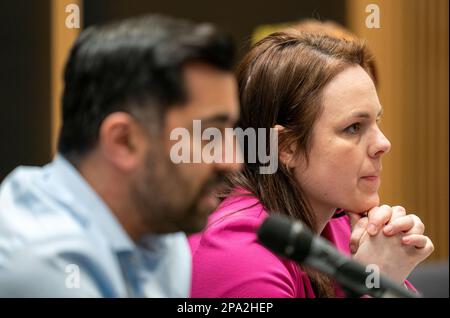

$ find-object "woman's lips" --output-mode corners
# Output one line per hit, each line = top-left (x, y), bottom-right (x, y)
(361, 176), (379, 181)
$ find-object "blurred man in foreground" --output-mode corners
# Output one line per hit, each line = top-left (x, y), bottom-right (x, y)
(0, 14), (240, 297)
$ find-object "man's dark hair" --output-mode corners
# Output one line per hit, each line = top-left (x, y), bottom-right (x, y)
(58, 14), (235, 157)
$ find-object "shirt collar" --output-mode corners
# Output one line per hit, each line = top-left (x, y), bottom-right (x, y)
(47, 154), (135, 253)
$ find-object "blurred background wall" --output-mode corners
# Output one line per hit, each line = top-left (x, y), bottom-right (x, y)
(0, 0), (447, 266)
(347, 0), (449, 262)
(0, 1), (52, 178)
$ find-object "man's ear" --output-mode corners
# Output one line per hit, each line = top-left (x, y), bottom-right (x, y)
(98, 112), (148, 171)
(274, 124), (298, 169)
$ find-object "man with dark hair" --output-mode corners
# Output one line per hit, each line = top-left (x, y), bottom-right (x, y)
(0, 14), (240, 297)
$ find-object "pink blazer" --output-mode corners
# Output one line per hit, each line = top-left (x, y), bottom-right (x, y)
(189, 192), (416, 297)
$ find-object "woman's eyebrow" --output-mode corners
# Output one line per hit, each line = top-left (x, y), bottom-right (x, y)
(348, 107), (384, 119)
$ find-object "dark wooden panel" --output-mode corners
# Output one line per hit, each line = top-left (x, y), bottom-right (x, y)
(0, 0), (51, 180)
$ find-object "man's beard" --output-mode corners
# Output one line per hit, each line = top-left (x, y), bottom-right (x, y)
(130, 147), (224, 235)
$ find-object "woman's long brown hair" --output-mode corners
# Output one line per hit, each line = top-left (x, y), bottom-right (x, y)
(223, 31), (375, 297)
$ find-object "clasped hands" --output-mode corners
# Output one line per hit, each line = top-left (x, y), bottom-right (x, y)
(347, 205), (434, 285)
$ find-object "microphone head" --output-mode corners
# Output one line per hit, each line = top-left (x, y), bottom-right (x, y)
(257, 214), (313, 263)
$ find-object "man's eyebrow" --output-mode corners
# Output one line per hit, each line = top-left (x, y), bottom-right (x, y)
(198, 114), (234, 125)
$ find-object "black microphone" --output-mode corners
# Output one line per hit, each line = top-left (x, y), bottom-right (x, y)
(257, 214), (419, 298)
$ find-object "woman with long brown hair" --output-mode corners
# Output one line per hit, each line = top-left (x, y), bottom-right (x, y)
(189, 31), (434, 297)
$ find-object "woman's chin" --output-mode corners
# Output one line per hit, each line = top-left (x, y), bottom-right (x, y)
(346, 195), (380, 214)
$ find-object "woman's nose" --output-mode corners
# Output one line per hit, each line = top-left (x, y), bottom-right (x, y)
(369, 128), (391, 158)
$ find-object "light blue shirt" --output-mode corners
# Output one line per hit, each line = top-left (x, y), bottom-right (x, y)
(0, 155), (191, 297)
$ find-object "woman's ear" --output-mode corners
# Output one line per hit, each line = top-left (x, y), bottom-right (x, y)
(274, 124), (298, 169)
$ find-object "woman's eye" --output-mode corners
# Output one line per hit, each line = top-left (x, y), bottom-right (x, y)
(345, 123), (361, 134)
